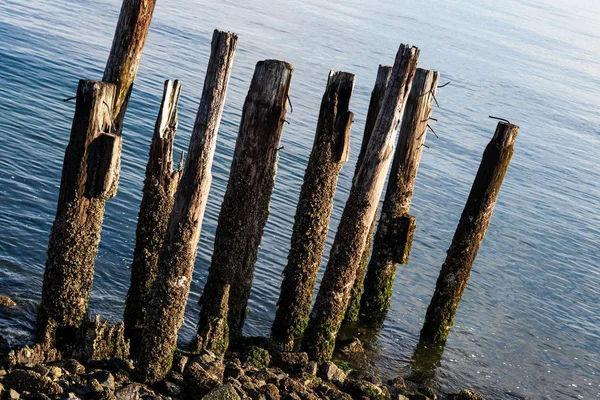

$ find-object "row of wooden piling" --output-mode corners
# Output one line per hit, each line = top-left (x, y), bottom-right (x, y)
(34, 0), (519, 386)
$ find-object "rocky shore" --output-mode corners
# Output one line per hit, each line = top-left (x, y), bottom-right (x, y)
(1, 297), (485, 400)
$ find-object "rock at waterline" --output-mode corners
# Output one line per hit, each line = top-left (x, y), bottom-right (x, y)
(0, 296), (16, 306)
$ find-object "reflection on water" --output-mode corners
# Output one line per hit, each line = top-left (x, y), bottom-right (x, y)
(1, 0), (599, 398)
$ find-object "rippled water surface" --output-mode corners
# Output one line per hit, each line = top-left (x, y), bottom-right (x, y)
(1, 0), (599, 398)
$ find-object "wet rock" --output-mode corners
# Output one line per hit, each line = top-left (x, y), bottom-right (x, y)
(32, 364), (50, 377)
(87, 370), (115, 391)
(338, 338), (364, 355)
(4, 369), (63, 396)
(363, 375), (382, 386)
(243, 346), (270, 369)
(7, 345), (59, 368)
(203, 383), (241, 400)
(452, 389), (486, 400)
(390, 376), (405, 391)
(314, 382), (352, 400)
(47, 365), (62, 381)
(0, 296), (16, 306)
(58, 359), (86, 376)
(114, 383), (161, 400)
(183, 351), (224, 397)
(172, 352), (189, 374)
(277, 352), (309, 374)
(344, 378), (382, 399)
(318, 362), (347, 385)
(155, 380), (181, 397)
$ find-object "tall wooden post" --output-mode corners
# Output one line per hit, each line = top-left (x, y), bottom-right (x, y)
(272, 71), (355, 350)
(343, 65), (392, 324)
(103, 0), (157, 131)
(301, 44), (420, 361)
(37, 0), (156, 349)
(37, 81), (118, 349)
(196, 60), (293, 354)
(135, 30), (237, 384)
(359, 68), (439, 327)
(419, 122), (519, 344)
(124, 80), (182, 354)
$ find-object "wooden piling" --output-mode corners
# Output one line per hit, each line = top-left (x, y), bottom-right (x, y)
(196, 60), (293, 353)
(343, 65), (392, 324)
(103, 0), (157, 131)
(419, 121), (519, 344)
(359, 68), (439, 327)
(272, 71), (355, 350)
(135, 30), (237, 384)
(37, 0), (155, 349)
(36, 80), (117, 349)
(123, 80), (182, 354)
(301, 44), (420, 361)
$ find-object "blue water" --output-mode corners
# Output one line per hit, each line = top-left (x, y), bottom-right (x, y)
(1, 0), (599, 398)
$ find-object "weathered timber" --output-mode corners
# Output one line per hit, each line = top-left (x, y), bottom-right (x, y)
(37, 81), (117, 350)
(196, 60), (293, 353)
(124, 80), (182, 354)
(135, 30), (237, 384)
(343, 65), (392, 324)
(103, 0), (157, 131)
(272, 71), (355, 350)
(419, 121), (519, 343)
(301, 44), (420, 361)
(359, 68), (439, 327)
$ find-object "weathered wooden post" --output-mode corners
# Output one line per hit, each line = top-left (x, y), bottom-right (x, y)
(135, 30), (237, 384)
(196, 60), (293, 353)
(272, 71), (355, 350)
(103, 0), (157, 130)
(124, 80), (182, 354)
(359, 68), (439, 327)
(343, 65), (392, 324)
(301, 44), (420, 361)
(37, 0), (156, 349)
(419, 121), (519, 344)
(37, 81), (118, 349)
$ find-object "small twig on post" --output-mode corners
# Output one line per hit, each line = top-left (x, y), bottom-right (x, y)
(135, 30), (238, 385)
(419, 121), (519, 344)
(358, 68), (439, 327)
(123, 80), (182, 355)
(272, 71), (355, 350)
(301, 44), (420, 362)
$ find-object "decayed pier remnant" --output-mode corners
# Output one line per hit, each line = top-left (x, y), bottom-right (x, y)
(135, 30), (237, 384)
(124, 80), (182, 354)
(196, 60), (293, 354)
(37, 81), (118, 349)
(343, 65), (392, 324)
(37, 0), (156, 350)
(419, 121), (519, 343)
(359, 68), (439, 327)
(272, 71), (355, 350)
(301, 44), (420, 361)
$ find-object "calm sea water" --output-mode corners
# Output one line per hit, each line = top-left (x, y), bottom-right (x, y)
(1, 0), (599, 398)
